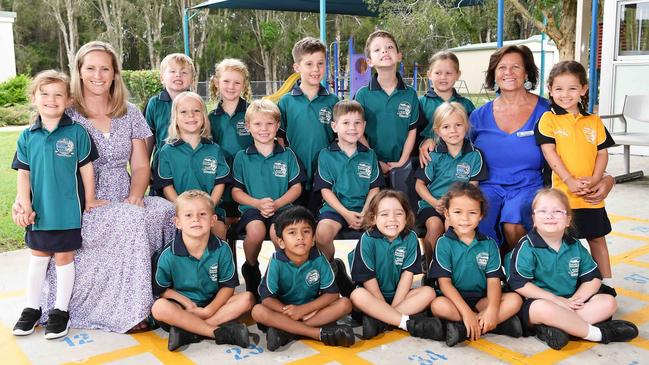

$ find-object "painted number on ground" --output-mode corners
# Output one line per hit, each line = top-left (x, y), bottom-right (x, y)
(408, 350), (448, 365)
(631, 227), (649, 233)
(624, 273), (649, 284)
(64, 333), (94, 347)
(226, 343), (264, 360)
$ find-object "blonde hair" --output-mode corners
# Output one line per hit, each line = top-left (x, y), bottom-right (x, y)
(71, 41), (128, 118)
(29, 70), (70, 98)
(531, 188), (572, 217)
(362, 189), (415, 232)
(432, 102), (469, 142)
(176, 189), (215, 213)
(160, 53), (195, 81)
(209, 58), (252, 104)
(245, 99), (280, 125)
(167, 91), (212, 143)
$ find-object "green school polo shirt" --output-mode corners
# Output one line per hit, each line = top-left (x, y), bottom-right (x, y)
(353, 73), (419, 162)
(415, 139), (487, 212)
(278, 83), (339, 190)
(507, 228), (601, 298)
(209, 98), (252, 164)
(348, 229), (422, 300)
(258, 246), (338, 305)
(428, 228), (503, 298)
(231, 142), (305, 214)
(144, 89), (174, 164)
(12, 114), (96, 231)
(155, 231), (238, 306)
(419, 88), (475, 139)
(313, 142), (384, 214)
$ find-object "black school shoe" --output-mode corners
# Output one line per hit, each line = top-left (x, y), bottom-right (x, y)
(534, 324), (569, 350)
(492, 315), (523, 338)
(214, 321), (250, 348)
(407, 317), (445, 340)
(445, 321), (468, 347)
(320, 325), (355, 347)
(332, 258), (354, 298)
(44, 309), (70, 339)
(12, 307), (42, 336)
(167, 326), (203, 351)
(241, 262), (262, 302)
(595, 320), (639, 343)
(362, 314), (388, 339)
(266, 327), (296, 351)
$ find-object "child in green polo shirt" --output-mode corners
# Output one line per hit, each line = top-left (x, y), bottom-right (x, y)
(232, 99), (305, 300)
(507, 188), (638, 350)
(153, 91), (230, 239)
(12, 70), (105, 339)
(354, 30), (419, 177)
(251, 206), (355, 351)
(144, 53), (195, 194)
(348, 190), (443, 340)
(428, 183), (522, 347)
(415, 102), (487, 269)
(418, 51), (475, 165)
(278, 37), (339, 214)
(151, 190), (254, 351)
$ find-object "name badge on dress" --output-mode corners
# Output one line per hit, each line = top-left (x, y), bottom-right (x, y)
(516, 130), (534, 137)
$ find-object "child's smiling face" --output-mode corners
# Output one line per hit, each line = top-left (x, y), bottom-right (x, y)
(374, 197), (407, 241)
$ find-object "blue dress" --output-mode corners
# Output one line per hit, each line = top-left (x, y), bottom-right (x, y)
(469, 97), (550, 243)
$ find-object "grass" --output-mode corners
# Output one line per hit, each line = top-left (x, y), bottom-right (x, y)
(0, 130), (24, 252)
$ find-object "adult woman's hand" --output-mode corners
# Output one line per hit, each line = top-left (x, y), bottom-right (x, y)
(579, 174), (615, 205)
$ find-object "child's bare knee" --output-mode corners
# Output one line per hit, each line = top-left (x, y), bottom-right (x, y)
(251, 304), (268, 322)
(151, 299), (172, 320)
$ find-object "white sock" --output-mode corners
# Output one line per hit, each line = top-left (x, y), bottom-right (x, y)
(399, 315), (410, 331)
(26, 255), (50, 309)
(54, 262), (75, 312)
(583, 325), (602, 342)
(602, 278), (613, 287)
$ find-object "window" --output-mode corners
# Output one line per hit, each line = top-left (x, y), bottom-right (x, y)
(619, 1), (649, 56)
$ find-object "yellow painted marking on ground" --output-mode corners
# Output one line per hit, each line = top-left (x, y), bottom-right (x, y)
(628, 337), (649, 352)
(467, 339), (529, 364)
(619, 305), (649, 325)
(626, 260), (649, 269)
(0, 323), (31, 365)
(617, 288), (649, 302)
(609, 214), (649, 225)
(610, 242), (649, 265)
(609, 231), (649, 243)
(525, 340), (597, 364)
(0, 289), (25, 300)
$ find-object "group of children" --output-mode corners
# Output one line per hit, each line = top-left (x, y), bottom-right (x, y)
(12, 28), (639, 353)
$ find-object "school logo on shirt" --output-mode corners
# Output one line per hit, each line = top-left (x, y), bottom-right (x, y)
(568, 257), (581, 277)
(582, 127), (596, 144)
(357, 162), (372, 179)
(209, 264), (219, 282)
(236, 119), (250, 136)
(202, 157), (218, 174)
(319, 108), (333, 124)
(305, 269), (320, 286)
(455, 162), (471, 180)
(553, 128), (569, 137)
(394, 247), (406, 266)
(55, 138), (75, 157)
(273, 161), (287, 178)
(476, 252), (489, 270)
(397, 102), (412, 118)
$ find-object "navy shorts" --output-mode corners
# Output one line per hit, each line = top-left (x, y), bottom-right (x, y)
(237, 209), (276, 236)
(319, 210), (349, 229)
(417, 207), (445, 227)
(572, 207), (611, 240)
(25, 228), (82, 252)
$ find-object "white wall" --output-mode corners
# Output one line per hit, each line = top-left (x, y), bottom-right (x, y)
(0, 12), (17, 83)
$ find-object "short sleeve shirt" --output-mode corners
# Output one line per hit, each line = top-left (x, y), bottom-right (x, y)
(428, 228), (503, 298)
(258, 247), (338, 305)
(419, 88), (475, 139)
(507, 228), (601, 298)
(348, 229), (422, 300)
(313, 142), (384, 214)
(12, 114), (97, 230)
(209, 98), (252, 165)
(144, 90), (173, 164)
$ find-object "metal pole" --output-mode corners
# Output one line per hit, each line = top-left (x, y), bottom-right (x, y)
(540, 17), (547, 97)
(183, 8), (190, 56)
(334, 40), (339, 95)
(588, 0), (599, 113)
(320, 0), (327, 88)
(497, 0), (504, 48)
(413, 62), (418, 92)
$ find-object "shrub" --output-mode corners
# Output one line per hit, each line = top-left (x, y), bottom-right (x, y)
(0, 104), (34, 127)
(122, 70), (162, 109)
(0, 74), (31, 107)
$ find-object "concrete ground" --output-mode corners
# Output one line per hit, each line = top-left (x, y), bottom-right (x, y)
(1, 153), (648, 365)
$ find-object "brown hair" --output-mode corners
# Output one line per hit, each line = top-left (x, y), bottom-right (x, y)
(547, 60), (589, 110)
(292, 37), (327, 63)
(428, 50), (460, 72)
(362, 189), (415, 232)
(485, 45), (539, 91)
(333, 100), (365, 121)
(29, 70), (70, 98)
(245, 99), (280, 125)
(166, 91), (211, 143)
(71, 41), (128, 118)
(176, 189), (215, 214)
(432, 102), (469, 143)
(209, 58), (252, 103)
(364, 30), (400, 58)
(441, 182), (488, 217)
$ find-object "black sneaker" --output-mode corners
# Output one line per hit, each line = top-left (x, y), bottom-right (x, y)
(12, 307), (41, 336)
(266, 327), (296, 351)
(332, 258), (354, 298)
(320, 325), (355, 347)
(534, 324), (569, 350)
(241, 262), (262, 302)
(599, 284), (618, 297)
(167, 326), (203, 351)
(214, 321), (250, 348)
(44, 309), (70, 339)
(407, 317), (444, 340)
(492, 316), (523, 338)
(595, 320), (639, 343)
(445, 321), (467, 347)
(361, 314), (388, 339)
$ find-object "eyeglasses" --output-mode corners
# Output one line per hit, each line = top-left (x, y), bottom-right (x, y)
(533, 209), (568, 218)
